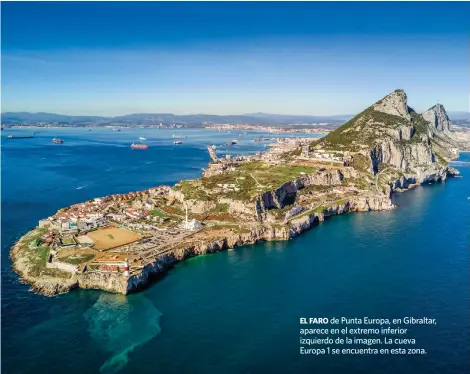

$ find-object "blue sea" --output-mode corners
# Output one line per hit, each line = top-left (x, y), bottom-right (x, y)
(1, 128), (469, 374)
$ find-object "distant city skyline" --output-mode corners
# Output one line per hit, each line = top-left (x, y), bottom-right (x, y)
(1, 2), (469, 116)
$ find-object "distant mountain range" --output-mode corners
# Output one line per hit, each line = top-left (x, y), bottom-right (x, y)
(0, 111), (353, 126)
(2, 110), (467, 126)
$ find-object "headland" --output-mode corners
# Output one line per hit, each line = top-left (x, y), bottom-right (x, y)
(10, 90), (462, 296)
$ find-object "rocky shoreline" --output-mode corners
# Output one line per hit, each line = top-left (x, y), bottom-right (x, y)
(75, 169), (460, 296)
(10, 240), (79, 296)
(8, 187), (428, 296)
(9, 89), (462, 297)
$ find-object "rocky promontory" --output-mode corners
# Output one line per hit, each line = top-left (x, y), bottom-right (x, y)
(10, 89), (462, 296)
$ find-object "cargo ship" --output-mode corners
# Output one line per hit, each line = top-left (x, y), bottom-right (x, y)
(173, 141), (182, 145)
(7, 135), (34, 139)
(52, 138), (64, 144)
(131, 143), (148, 150)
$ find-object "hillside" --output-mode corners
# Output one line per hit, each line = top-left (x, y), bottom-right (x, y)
(312, 89), (459, 176)
(10, 89), (461, 296)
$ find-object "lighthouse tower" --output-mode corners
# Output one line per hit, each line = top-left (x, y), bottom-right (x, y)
(123, 258), (130, 277)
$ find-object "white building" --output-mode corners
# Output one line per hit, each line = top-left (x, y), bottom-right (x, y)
(183, 218), (203, 231)
(181, 202), (203, 231)
(125, 210), (142, 219)
(87, 213), (104, 220)
(108, 213), (126, 222)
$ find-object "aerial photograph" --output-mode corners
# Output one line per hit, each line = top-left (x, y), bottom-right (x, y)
(1, 1), (469, 374)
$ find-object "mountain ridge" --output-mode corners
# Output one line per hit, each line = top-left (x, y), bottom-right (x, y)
(1, 111), (351, 126)
(316, 89), (459, 176)
(3, 109), (467, 126)
(10, 88), (461, 297)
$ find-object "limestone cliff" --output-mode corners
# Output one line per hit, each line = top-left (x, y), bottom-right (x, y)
(373, 89), (411, 120)
(296, 170), (343, 188)
(320, 89), (459, 188)
(11, 88), (462, 297)
(422, 104), (452, 133)
(227, 169), (346, 220)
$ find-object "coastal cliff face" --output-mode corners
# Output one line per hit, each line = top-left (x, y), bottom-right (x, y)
(77, 271), (129, 294)
(257, 181), (298, 210)
(370, 141), (434, 172)
(214, 169), (346, 221)
(15, 192), (396, 297)
(296, 170), (343, 187)
(120, 194), (396, 294)
(322, 89), (459, 186)
(11, 89), (462, 297)
(256, 170), (344, 211)
(10, 240), (79, 296)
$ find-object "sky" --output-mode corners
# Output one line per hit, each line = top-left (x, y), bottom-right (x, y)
(1, 2), (469, 116)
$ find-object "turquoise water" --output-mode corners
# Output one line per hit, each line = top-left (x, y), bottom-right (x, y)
(2, 129), (469, 373)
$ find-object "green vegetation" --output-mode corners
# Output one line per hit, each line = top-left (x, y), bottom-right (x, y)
(160, 205), (184, 217)
(343, 176), (371, 190)
(41, 268), (73, 278)
(59, 253), (95, 265)
(174, 180), (212, 201)
(107, 234), (114, 239)
(364, 109), (407, 129)
(268, 203), (296, 220)
(313, 106), (373, 148)
(264, 165), (315, 184)
(201, 162), (316, 201)
(27, 246), (50, 277)
(149, 209), (168, 218)
(409, 110), (430, 141)
(312, 205), (327, 213)
(317, 104), (423, 151)
(210, 203), (229, 213)
(30, 238), (43, 247)
(61, 236), (76, 245)
(16, 229), (52, 277)
(351, 154), (371, 172)
(433, 151), (447, 166)
(20, 227), (48, 246)
(298, 184), (331, 195)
